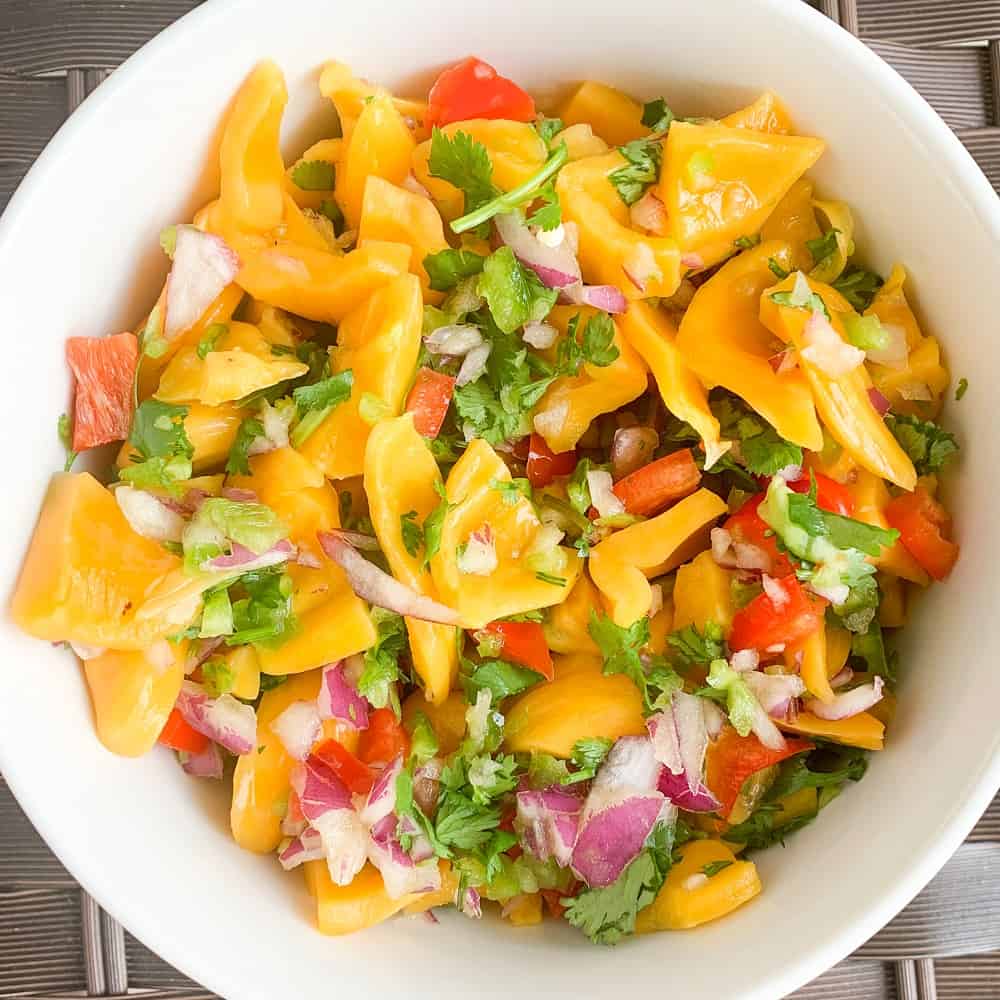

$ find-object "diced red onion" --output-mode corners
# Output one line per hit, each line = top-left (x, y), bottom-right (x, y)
(656, 769), (721, 812)
(291, 757), (353, 821)
(185, 636), (223, 675)
(115, 486), (185, 542)
(898, 380), (933, 402)
(424, 324), (483, 356)
(317, 661), (370, 730)
(830, 666), (854, 689)
(648, 583), (664, 619)
(220, 487), (258, 502)
(278, 827), (325, 870)
(762, 574), (790, 610)
(809, 578), (850, 606)
(458, 886), (482, 919)
(179, 741), (224, 779)
(367, 821), (441, 899)
(455, 342), (491, 387)
(730, 649), (760, 673)
(611, 426), (659, 480)
(314, 808), (368, 886)
(629, 190), (667, 235)
(868, 387), (892, 416)
(164, 226), (240, 340)
(69, 641), (106, 661)
(775, 464), (803, 482)
(536, 223), (566, 249)
(801, 311), (865, 376)
(866, 322), (909, 369)
(249, 400), (293, 456)
(296, 550), (322, 569)
(703, 700), (726, 738)
(592, 735), (662, 795)
(402, 173), (431, 198)
(581, 284), (627, 314)
(744, 671), (806, 717)
(680, 252), (704, 271)
(747, 695), (787, 751)
(359, 754), (403, 828)
(710, 527), (772, 573)
(281, 790), (307, 837)
(456, 524), (498, 576)
(622, 242), (660, 293)
(571, 790), (664, 887)
(494, 212), (581, 289)
(319, 527), (380, 552)
(586, 469), (625, 518)
(317, 532), (460, 624)
(768, 348), (799, 374)
(806, 676), (885, 720)
(175, 680), (256, 755)
(203, 539), (294, 572)
(648, 692), (709, 794)
(522, 321), (558, 349)
(515, 787), (581, 867)
(271, 700), (323, 761)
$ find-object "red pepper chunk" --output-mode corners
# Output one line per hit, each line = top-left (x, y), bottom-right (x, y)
(611, 448), (701, 516)
(728, 575), (827, 652)
(724, 493), (797, 578)
(526, 432), (576, 488)
(426, 57), (536, 128)
(312, 738), (376, 795)
(483, 620), (554, 680)
(405, 367), (455, 439)
(357, 708), (411, 766)
(158, 708), (209, 754)
(789, 471), (855, 517)
(705, 726), (813, 818)
(66, 332), (139, 451)
(885, 487), (959, 581)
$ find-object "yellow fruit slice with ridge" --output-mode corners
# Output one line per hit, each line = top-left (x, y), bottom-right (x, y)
(558, 81), (647, 147)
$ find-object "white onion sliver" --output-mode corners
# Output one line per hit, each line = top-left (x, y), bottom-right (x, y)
(762, 575), (790, 609)
(586, 469), (625, 518)
(115, 486), (185, 542)
(866, 322), (909, 369)
(494, 212), (581, 289)
(271, 700), (323, 761)
(801, 311), (865, 377)
(807, 676), (885, 721)
(165, 226), (240, 340)
(424, 324), (483, 356)
(522, 322), (558, 349)
(455, 342), (491, 387)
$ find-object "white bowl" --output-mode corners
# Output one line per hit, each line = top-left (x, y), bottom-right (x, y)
(2, 1), (999, 997)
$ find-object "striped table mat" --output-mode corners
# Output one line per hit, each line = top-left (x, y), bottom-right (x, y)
(1, 2), (998, 997)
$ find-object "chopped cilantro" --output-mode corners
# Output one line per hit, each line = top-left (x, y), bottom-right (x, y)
(709, 394), (802, 477)
(357, 609), (408, 714)
(319, 198), (345, 233)
(422, 481), (451, 567)
(196, 323), (227, 360)
(290, 369), (353, 447)
(702, 860), (734, 877)
(478, 246), (558, 333)
(463, 658), (544, 702)
(608, 137), (663, 206)
(120, 400), (193, 493)
(589, 611), (680, 711)
(490, 477), (532, 506)
(226, 567), (296, 647)
(734, 235), (761, 250)
(850, 621), (892, 681)
(291, 160), (335, 191)
(535, 571), (567, 587)
(567, 458), (594, 515)
(526, 182), (561, 231)
(225, 417), (264, 476)
(536, 116), (565, 146)
(407, 711), (440, 765)
(428, 127), (501, 226)
(561, 737), (613, 785)
(200, 656), (235, 697)
(955, 377), (968, 401)
(640, 98), (675, 134)
(57, 413), (77, 471)
(885, 413), (959, 476)
(667, 622), (726, 668)
(768, 257), (790, 280)
(832, 264), (884, 312)
(423, 248), (487, 292)
(805, 228), (840, 268)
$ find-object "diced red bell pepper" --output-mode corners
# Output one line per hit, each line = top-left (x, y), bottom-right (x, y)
(788, 471), (855, 517)
(482, 620), (554, 680)
(312, 738), (376, 795)
(405, 367), (455, 439)
(426, 57), (536, 128)
(66, 332), (139, 451)
(611, 447), (701, 516)
(885, 487), (959, 581)
(158, 708), (209, 754)
(357, 708), (411, 766)
(724, 493), (797, 577)
(526, 432), (576, 488)
(728, 574), (827, 652)
(705, 726), (813, 818)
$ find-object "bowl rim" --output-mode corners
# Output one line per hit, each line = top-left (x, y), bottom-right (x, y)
(2, 1), (999, 997)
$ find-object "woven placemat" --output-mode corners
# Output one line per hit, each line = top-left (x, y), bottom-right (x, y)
(1, 2), (998, 997)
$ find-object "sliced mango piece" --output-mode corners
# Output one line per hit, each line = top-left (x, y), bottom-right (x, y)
(503, 894), (544, 926)
(226, 644), (261, 700)
(298, 273), (422, 479)
(11, 473), (184, 649)
(878, 573), (907, 628)
(676, 241), (823, 450)
(286, 138), (342, 212)
(544, 570), (601, 655)
(402, 690), (468, 757)
(779, 711), (884, 751)
(365, 414), (458, 704)
(721, 91), (793, 134)
(556, 151), (681, 300)
(659, 122), (824, 259)
(558, 81), (647, 147)
(83, 644), (185, 757)
(759, 179), (822, 272)
(636, 839), (760, 931)
(618, 301), (724, 466)
(672, 549), (736, 633)
(532, 306), (649, 454)
(760, 274), (917, 490)
(430, 439), (581, 629)
(792, 619), (833, 703)
(825, 624), (853, 679)
(589, 489), (728, 626)
(504, 654), (646, 756)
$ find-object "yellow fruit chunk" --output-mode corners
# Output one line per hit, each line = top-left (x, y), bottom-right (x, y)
(532, 306), (648, 454)
(760, 179), (822, 272)
(298, 273), (422, 480)
(155, 322), (307, 406)
(413, 120), (546, 221)
(226, 645), (261, 700)
(402, 690), (469, 757)
(636, 840), (761, 932)
(503, 894), (543, 926)
(779, 711), (884, 751)
(618, 302), (724, 467)
(721, 91), (794, 134)
(336, 93), (416, 230)
(789, 619), (833, 703)
(760, 274), (917, 490)
(307, 861), (452, 935)
(504, 654), (646, 757)
(589, 489), (728, 626)
(558, 81), (647, 147)
(544, 570), (601, 656)
(878, 573), (907, 628)
(659, 122), (824, 257)
(825, 624), (852, 679)
(555, 123), (609, 161)
(365, 415), (458, 703)
(673, 550), (736, 633)
(83, 644), (185, 757)
(430, 439), (581, 629)
(11, 473), (184, 649)
(556, 152), (682, 300)
(231, 670), (360, 853)
(677, 241), (823, 450)
(358, 176), (450, 300)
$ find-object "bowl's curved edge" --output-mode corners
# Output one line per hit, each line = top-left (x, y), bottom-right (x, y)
(1, 1), (999, 998)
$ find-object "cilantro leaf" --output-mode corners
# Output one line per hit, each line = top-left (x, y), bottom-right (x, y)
(422, 482), (451, 567)
(821, 511), (898, 557)
(667, 622), (726, 667)
(557, 312), (620, 374)
(608, 137), (663, 206)
(428, 127), (501, 221)
(319, 198), (345, 233)
(128, 400), (193, 462)
(291, 160), (335, 191)
(226, 417), (264, 476)
(885, 413), (959, 476)
(357, 610), (408, 713)
(768, 257), (790, 280)
(567, 458), (594, 515)
(805, 228), (840, 268)
(200, 656), (235, 697)
(955, 377), (969, 401)
(832, 264), (884, 312)
(292, 370), (353, 413)
(57, 413), (77, 472)
(423, 249), (487, 292)
(463, 659), (544, 702)
(850, 621), (892, 681)
(399, 510), (423, 558)
(588, 611), (679, 710)
(702, 860), (734, 877)
(536, 116), (565, 146)
(434, 791), (503, 852)
(490, 477), (532, 506)
(562, 737), (613, 785)
(764, 743), (868, 803)
(407, 711), (440, 765)
(641, 98), (675, 134)
(478, 246), (558, 333)
(227, 567), (296, 646)
(526, 182), (561, 231)
(734, 235), (761, 250)
(708, 395), (803, 477)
